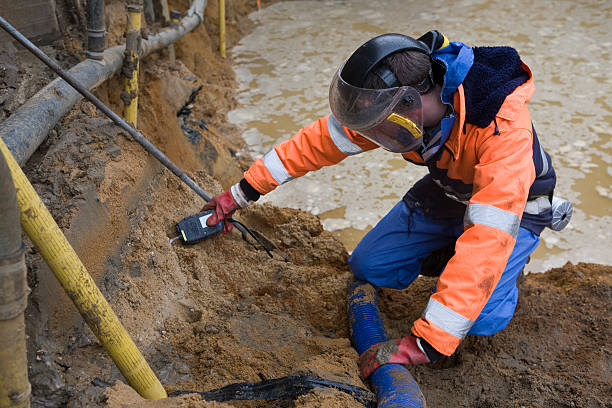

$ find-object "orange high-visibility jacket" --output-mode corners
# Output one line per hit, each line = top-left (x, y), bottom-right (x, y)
(244, 63), (538, 356)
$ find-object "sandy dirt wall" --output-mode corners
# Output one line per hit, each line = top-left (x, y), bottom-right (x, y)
(12, 0), (274, 405)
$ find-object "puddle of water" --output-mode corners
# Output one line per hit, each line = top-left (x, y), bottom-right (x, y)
(229, 0), (612, 272)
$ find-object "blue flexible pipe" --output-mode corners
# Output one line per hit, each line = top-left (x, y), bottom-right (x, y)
(348, 281), (426, 407)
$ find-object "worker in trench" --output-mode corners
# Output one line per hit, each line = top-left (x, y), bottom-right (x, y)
(202, 30), (557, 379)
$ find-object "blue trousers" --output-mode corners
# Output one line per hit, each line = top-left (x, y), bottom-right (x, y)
(349, 200), (539, 336)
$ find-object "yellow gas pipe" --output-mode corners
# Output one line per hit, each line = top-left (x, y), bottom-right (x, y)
(219, 0), (226, 58)
(0, 138), (167, 400)
(168, 9), (182, 64)
(123, 1), (142, 126)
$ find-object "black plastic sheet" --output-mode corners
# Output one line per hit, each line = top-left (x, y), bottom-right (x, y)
(170, 375), (376, 407)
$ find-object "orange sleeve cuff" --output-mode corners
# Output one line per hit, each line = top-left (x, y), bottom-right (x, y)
(243, 157), (278, 195)
(412, 317), (463, 356)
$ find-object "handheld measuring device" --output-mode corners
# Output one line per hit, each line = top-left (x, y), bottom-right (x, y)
(170, 210), (223, 245)
(168, 211), (275, 258)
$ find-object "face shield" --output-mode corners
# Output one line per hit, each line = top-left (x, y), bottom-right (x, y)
(329, 63), (424, 153)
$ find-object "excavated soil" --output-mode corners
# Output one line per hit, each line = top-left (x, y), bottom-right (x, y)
(1, 1), (610, 407)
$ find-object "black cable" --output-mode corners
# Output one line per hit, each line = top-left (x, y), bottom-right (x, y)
(229, 218), (273, 258)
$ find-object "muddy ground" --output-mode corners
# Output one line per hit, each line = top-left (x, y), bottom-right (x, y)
(1, 1), (610, 407)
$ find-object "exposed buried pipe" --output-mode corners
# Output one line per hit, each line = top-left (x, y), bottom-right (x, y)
(0, 137), (167, 400)
(0, 14), (276, 255)
(169, 9), (182, 64)
(86, 0), (106, 60)
(348, 281), (426, 407)
(155, 0), (175, 62)
(0, 0), (206, 166)
(0, 146), (21, 260)
(0, 150), (31, 407)
(219, 0), (226, 58)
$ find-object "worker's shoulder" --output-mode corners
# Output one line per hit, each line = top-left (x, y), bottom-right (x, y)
(496, 74), (535, 123)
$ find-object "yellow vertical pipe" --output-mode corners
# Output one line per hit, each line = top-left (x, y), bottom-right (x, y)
(219, 0), (226, 58)
(123, 3), (142, 126)
(0, 138), (167, 400)
(168, 9), (181, 64)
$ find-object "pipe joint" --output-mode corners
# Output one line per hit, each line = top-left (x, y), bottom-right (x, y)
(0, 243), (25, 265)
(85, 50), (105, 61)
(124, 30), (142, 58)
(86, 29), (107, 37)
(194, 11), (203, 26)
(86, 0), (106, 59)
(0, 245), (29, 321)
(187, 0), (205, 26)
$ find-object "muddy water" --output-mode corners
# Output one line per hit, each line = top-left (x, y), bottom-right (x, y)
(229, 0), (612, 273)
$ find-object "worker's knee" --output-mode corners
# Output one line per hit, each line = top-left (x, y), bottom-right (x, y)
(469, 288), (518, 335)
(349, 249), (419, 290)
(348, 248), (374, 282)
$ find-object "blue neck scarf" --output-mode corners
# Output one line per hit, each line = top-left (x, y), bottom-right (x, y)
(420, 41), (474, 161)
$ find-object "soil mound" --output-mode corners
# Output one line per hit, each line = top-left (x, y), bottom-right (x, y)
(382, 262), (611, 407)
(99, 252), (612, 408)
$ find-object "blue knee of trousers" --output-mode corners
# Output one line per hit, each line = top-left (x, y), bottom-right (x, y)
(348, 249), (389, 287)
(348, 248), (365, 276)
(469, 286), (518, 335)
(349, 201), (462, 289)
(349, 247), (421, 289)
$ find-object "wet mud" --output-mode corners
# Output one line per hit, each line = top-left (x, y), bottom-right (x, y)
(1, 1), (609, 407)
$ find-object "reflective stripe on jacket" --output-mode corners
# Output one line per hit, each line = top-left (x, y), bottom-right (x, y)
(243, 61), (548, 356)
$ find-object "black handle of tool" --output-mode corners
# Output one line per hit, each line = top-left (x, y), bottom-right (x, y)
(0, 15), (263, 241)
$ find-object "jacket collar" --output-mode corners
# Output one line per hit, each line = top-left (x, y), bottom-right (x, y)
(497, 61), (535, 121)
(419, 41), (473, 161)
(445, 61), (535, 161)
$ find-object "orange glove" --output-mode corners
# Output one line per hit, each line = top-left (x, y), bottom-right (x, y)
(358, 336), (430, 380)
(201, 183), (251, 234)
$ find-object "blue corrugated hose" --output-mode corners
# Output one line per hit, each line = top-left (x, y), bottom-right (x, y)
(348, 281), (426, 407)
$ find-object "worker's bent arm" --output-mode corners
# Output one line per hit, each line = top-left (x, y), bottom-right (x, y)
(243, 114), (378, 196)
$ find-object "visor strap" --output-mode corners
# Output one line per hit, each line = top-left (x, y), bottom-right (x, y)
(372, 64), (400, 87)
(372, 63), (434, 94)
